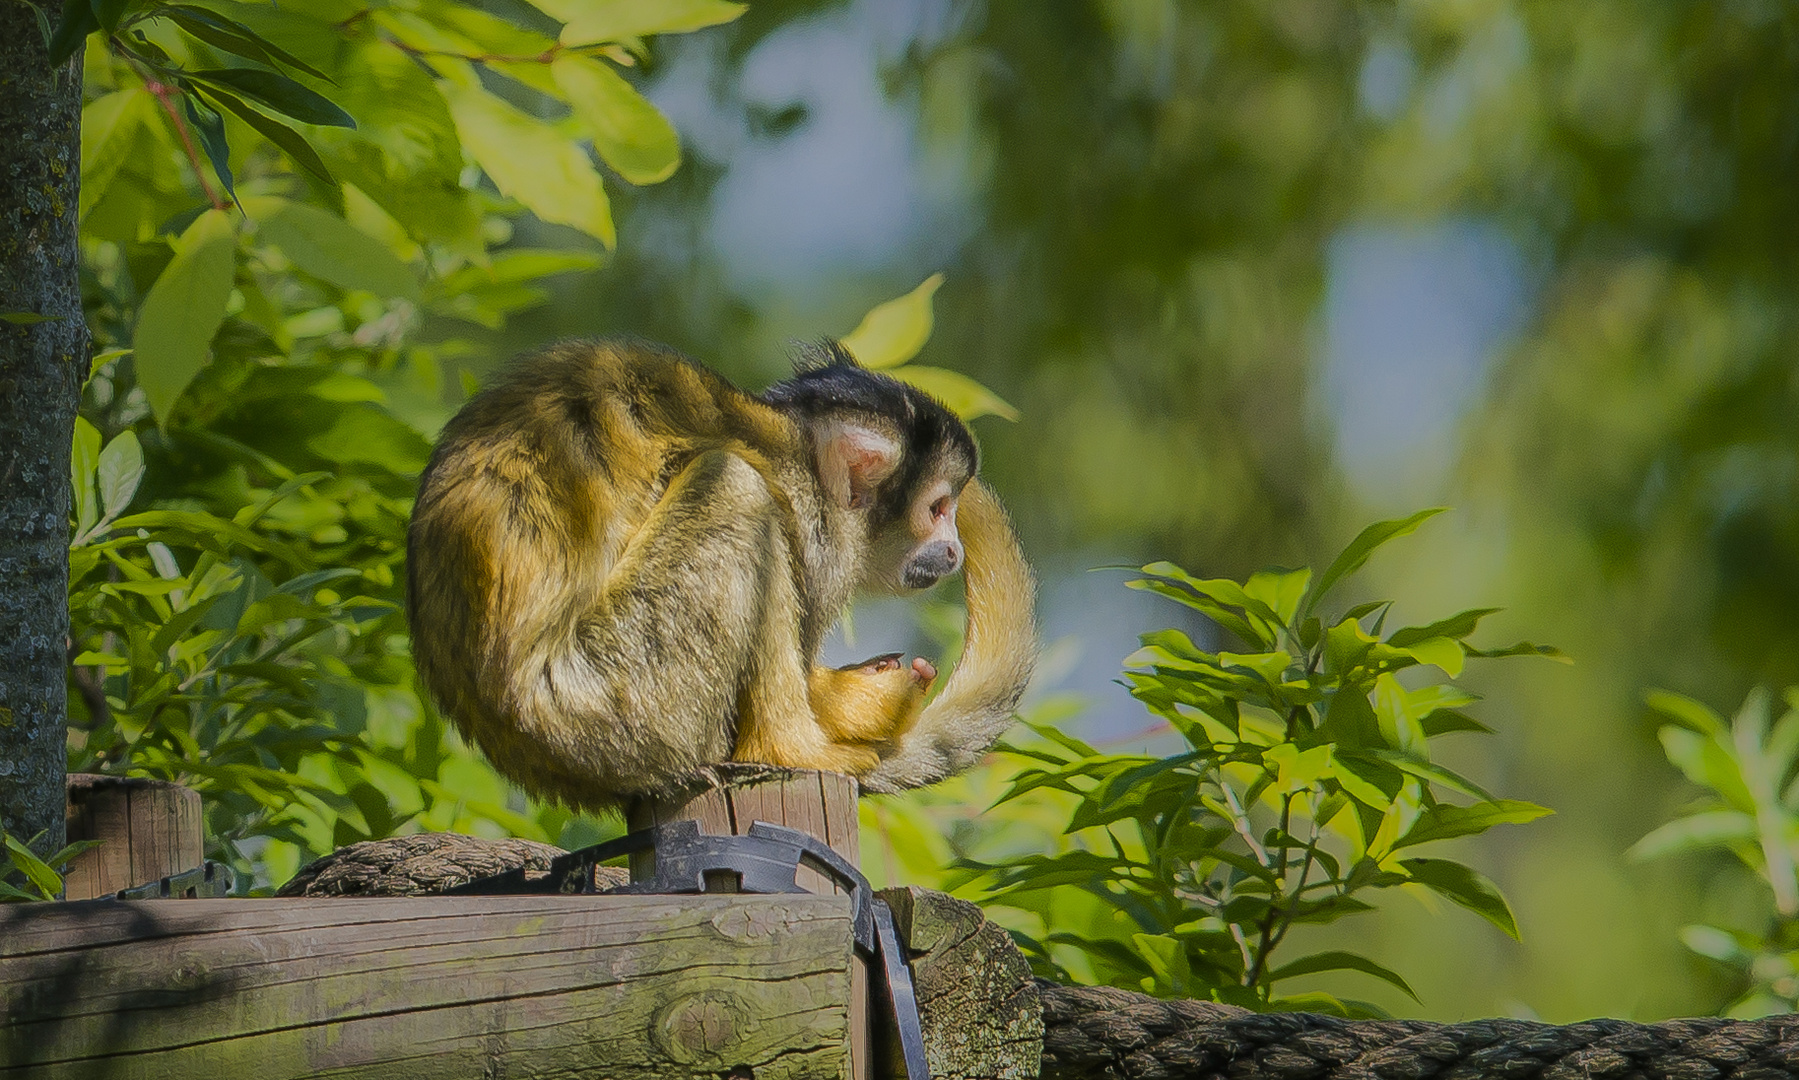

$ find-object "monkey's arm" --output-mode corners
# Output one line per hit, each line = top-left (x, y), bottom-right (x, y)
(859, 480), (1038, 792)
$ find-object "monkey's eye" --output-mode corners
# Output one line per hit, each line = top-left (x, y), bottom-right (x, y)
(930, 497), (952, 521)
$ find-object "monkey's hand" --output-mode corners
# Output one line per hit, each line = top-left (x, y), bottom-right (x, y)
(808, 654), (934, 745)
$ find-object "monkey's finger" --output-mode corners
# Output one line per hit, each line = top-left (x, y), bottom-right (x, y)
(911, 657), (938, 687)
(841, 652), (904, 674)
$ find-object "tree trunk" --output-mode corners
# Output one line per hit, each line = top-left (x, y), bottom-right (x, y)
(0, 4), (84, 861)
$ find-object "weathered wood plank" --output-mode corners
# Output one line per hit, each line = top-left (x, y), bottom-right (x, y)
(626, 769), (869, 1078)
(0, 895), (856, 1079)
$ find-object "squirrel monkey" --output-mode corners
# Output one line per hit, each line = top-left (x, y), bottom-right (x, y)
(407, 339), (1037, 811)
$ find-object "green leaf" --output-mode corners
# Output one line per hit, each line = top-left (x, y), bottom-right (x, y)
(553, 0), (748, 46)
(842, 274), (943, 369)
(1628, 810), (1758, 861)
(1399, 857), (1521, 939)
(552, 55), (681, 186)
(80, 89), (152, 219)
(157, 5), (333, 81)
(47, 0), (97, 66)
(890, 365), (1020, 422)
(1364, 750), (1496, 801)
(0, 312), (60, 324)
(71, 416), (101, 540)
(1680, 924), (1750, 964)
(1658, 727), (1754, 812)
(1646, 690), (1728, 737)
(4, 833), (63, 898)
(442, 78), (615, 247)
(1245, 567), (1312, 624)
(1420, 710), (1493, 736)
(1302, 508), (1448, 619)
(187, 69), (356, 129)
(1391, 799), (1553, 850)
(92, 0), (130, 33)
(248, 198), (418, 300)
(1372, 673), (1427, 753)
(1386, 608), (1501, 648)
(96, 430), (145, 521)
(133, 209), (238, 423)
(198, 87), (337, 188)
(1268, 950), (1419, 1003)
(182, 93), (236, 202)
(1399, 636), (1465, 677)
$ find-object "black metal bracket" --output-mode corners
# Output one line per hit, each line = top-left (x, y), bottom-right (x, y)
(115, 860), (234, 900)
(450, 820), (932, 1079)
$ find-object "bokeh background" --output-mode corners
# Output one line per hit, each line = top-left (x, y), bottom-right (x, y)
(459, 0), (1797, 1023)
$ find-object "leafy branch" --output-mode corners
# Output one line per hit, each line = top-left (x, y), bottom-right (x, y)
(958, 511), (1563, 1015)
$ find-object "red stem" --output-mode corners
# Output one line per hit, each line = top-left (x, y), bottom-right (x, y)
(147, 80), (227, 212)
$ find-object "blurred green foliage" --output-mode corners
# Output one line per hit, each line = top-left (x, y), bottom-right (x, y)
(1634, 688), (1799, 1018)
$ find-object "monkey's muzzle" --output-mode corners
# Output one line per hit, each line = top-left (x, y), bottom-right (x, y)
(901, 541), (961, 589)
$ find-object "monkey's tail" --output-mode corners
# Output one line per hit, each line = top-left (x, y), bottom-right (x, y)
(861, 479), (1037, 792)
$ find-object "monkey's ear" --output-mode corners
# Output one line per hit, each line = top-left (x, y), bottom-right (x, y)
(814, 418), (900, 509)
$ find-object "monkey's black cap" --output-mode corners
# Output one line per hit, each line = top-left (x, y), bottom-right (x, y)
(761, 340), (979, 497)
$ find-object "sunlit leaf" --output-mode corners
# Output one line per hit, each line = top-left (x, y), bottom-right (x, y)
(1647, 689), (1728, 737)
(442, 78), (615, 247)
(552, 0), (747, 46)
(842, 274), (943, 369)
(1629, 810), (1758, 862)
(552, 55), (681, 186)
(133, 209), (237, 423)
(1391, 799), (1552, 850)
(890, 365), (1019, 422)
(1399, 857), (1521, 939)
(80, 89), (151, 219)
(71, 416), (101, 539)
(1268, 950), (1419, 1002)
(96, 430), (145, 521)
(1302, 508), (1448, 619)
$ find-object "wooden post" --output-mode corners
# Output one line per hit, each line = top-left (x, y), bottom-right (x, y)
(629, 769), (870, 1079)
(61, 773), (204, 901)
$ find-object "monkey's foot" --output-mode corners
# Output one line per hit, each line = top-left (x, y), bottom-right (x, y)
(809, 655), (933, 744)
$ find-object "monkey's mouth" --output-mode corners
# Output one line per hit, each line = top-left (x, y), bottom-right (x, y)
(901, 565), (945, 590)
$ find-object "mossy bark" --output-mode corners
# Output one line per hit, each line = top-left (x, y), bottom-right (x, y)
(0, 4), (84, 860)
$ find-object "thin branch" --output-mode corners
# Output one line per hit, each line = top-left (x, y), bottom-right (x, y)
(145, 78), (227, 211)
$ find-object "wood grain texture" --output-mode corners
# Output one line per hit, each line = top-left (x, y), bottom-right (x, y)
(62, 775), (203, 901)
(881, 886), (1044, 1080)
(0, 894), (856, 1079)
(627, 769), (868, 1078)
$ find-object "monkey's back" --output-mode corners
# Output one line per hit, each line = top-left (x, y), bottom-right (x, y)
(406, 340), (800, 808)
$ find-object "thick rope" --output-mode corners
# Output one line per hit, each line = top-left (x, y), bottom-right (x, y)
(1037, 980), (1799, 1080)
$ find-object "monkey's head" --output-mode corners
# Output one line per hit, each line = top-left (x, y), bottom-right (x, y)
(762, 342), (978, 593)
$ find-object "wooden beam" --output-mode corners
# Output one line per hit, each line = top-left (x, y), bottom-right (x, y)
(0, 894), (857, 1079)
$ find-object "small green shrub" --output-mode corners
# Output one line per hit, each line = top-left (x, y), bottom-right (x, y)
(958, 509), (1561, 1015)
(1634, 686), (1799, 1016)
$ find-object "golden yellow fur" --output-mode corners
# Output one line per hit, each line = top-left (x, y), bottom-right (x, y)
(407, 339), (1035, 811)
